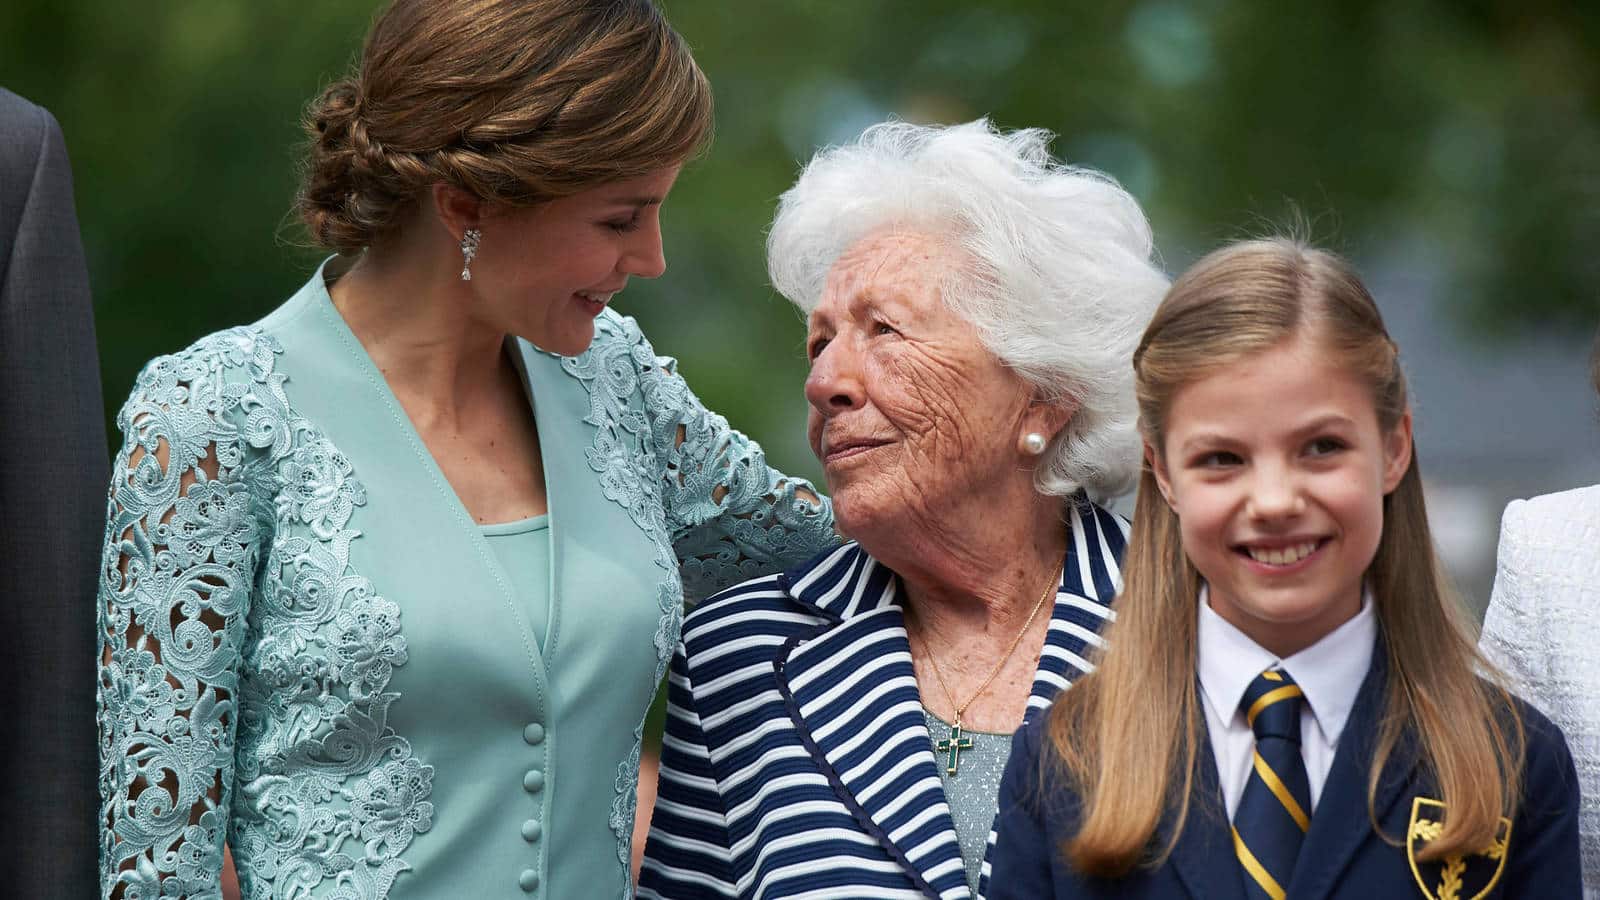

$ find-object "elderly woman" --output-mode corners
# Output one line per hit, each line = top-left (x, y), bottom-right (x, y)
(637, 119), (1168, 900)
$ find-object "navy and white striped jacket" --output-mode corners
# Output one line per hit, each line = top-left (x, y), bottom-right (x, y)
(638, 500), (1128, 899)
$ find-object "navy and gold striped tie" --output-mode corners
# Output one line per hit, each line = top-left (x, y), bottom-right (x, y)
(1232, 667), (1312, 900)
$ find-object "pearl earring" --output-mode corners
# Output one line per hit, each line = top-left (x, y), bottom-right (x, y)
(459, 227), (481, 281)
(1021, 432), (1047, 456)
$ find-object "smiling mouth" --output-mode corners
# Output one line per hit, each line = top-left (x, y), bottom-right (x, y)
(1235, 538), (1328, 568)
(575, 291), (615, 313)
(823, 438), (892, 465)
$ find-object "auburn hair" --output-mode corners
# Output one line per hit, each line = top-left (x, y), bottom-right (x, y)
(1046, 238), (1525, 875)
(296, 0), (713, 254)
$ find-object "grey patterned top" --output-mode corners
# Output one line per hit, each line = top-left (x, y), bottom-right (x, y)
(924, 709), (1014, 895)
(1480, 484), (1600, 898)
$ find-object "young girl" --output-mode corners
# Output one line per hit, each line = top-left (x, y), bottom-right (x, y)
(989, 239), (1581, 899)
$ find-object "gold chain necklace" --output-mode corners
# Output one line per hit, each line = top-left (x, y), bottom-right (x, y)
(910, 573), (1057, 776)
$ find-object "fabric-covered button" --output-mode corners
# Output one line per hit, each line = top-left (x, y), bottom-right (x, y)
(522, 769), (545, 793)
(521, 818), (542, 842)
(518, 868), (539, 892)
(523, 723), (545, 745)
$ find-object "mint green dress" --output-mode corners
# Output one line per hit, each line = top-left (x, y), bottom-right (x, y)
(96, 263), (834, 900)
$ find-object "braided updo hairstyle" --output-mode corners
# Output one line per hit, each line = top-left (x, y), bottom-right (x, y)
(297, 0), (713, 255)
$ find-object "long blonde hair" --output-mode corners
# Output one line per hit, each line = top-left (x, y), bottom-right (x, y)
(1047, 238), (1525, 875)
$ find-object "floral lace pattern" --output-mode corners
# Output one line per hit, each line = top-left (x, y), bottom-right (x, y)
(561, 312), (832, 897)
(99, 310), (831, 900)
(98, 328), (432, 900)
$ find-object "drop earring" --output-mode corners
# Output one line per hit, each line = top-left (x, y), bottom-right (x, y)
(1021, 432), (1047, 456)
(459, 227), (481, 281)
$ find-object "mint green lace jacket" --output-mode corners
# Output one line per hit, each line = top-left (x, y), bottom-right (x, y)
(96, 268), (834, 899)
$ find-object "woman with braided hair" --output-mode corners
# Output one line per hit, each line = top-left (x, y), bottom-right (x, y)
(93, 2), (834, 897)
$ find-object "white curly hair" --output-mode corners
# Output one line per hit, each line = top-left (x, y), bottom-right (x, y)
(767, 118), (1170, 500)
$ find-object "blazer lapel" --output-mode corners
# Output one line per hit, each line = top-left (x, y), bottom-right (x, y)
(1286, 648), (1414, 900)
(775, 500), (1130, 900)
(774, 545), (969, 900)
(981, 499), (1127, 899)
(1167, 724), (1250, 900)
(1024, 499), (1127, 720)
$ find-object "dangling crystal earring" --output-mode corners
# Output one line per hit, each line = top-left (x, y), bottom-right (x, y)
(459, 228), (481, 281)
(1022, 432), (1048, 455)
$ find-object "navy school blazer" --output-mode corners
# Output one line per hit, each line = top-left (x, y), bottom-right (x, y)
(639, 500), (1129, 899)
(988, 648), (1583, 899)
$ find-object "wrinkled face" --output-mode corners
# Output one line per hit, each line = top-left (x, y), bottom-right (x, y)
(804, 230), (1041, 541)
(1151, 336), (1411, 657)
(467, 166), (681, 355)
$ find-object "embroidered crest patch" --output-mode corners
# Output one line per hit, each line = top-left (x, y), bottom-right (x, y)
(1406, 797), (1511, 900)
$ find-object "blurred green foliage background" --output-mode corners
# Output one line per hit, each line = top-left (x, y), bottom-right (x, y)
(7, 2), (1600, 845)
(3, 0), (1598, 487)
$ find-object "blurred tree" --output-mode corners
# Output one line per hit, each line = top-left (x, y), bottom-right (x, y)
(5, 0), (1596, 845)
(2, 0), (1596, 480)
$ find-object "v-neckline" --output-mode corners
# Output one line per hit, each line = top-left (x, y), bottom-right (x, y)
(319, 265), (550, 529)
(310, 263), (554, 672)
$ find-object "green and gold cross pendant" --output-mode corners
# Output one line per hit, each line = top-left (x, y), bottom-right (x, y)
(936, 721), (975, 776)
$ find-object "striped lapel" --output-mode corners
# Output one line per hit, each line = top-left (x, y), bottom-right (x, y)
(775, 546), (965, 899)
(979, 499), (1127, 897)
(1024, 500), (1128, 720)
(774, 500), (1128, 900)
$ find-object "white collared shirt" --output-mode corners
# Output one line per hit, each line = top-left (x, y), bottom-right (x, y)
(1196, 585), (1377, 820)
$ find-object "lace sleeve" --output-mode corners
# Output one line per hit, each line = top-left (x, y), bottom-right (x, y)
(97, 335), (271, 899)
(642, 351), (835, 604)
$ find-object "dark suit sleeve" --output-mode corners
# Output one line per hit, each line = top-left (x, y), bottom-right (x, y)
(0, 89), (106, 896)
(1500, 703), (1582, 899)
(989, 715), (1062, 900)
